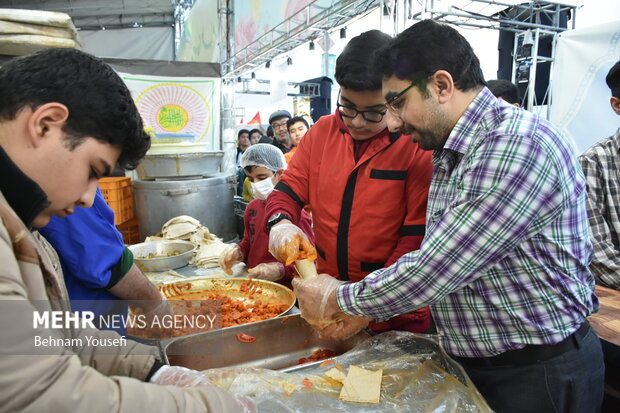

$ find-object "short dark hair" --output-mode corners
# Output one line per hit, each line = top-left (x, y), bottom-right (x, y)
(0, 48), (150, 170)
(238, 129), (250, 138)
(372, 20), (486, 93)
(606, 60), (620, 98)
(266, 125), (274, 137)
(249, 128), (262, 137)
(286, 116), (309, 130)
(335, 30), (393, 91)
(487, 79), (520, 104)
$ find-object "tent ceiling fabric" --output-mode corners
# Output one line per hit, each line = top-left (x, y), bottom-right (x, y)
(0, 0), (176, 29)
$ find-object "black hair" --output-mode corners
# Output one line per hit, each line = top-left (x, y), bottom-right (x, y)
(606, 60), (620, 98)
(286, 116), (309, 130)
(335, 30), (393, 91)
(249, 128), (262, 137)
(487, 79), (520, 104)
(372, 20), (486, 93)
(238, 129), (250, 138)
(0, 48), (150, 170)
(266, 125), (274, 137)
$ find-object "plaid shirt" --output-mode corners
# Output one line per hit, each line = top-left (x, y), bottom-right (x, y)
(338, 88), (598, 357)
(579, 127), (620, 290)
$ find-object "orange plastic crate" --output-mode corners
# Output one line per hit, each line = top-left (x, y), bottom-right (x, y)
(99, 177), (134, 225)
(116, 217), (141, 245)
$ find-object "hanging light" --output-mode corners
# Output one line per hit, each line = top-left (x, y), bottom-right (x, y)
(287, 56), (293, 66)
(340, 27), (347, 39)
(249, 72), (258, 89)
(265, 60), (271, 69)
(309, 40), (315, 51)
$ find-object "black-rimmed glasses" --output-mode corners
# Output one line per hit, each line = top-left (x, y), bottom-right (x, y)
(337, 91), (386, 123)
(385, 81), (415, 115)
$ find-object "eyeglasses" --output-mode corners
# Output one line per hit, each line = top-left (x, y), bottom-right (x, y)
(337, 91), (386, 123)
(272, 121), (288, 130)
(385, 81), (415, 115)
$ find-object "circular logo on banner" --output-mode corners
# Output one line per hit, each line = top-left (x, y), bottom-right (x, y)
(158, 104), (189, 131)
(135, 83), (211, 142)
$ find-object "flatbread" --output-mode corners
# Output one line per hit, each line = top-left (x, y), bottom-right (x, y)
(295, 259), (317, 280)
(191, 241), (229, 268)
(325, 367), (347, 383)
(148, 215), (228, 269)
(338, 365), (382, 404)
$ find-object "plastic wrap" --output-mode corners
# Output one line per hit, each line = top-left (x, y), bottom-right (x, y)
(200, 331), (492, 412)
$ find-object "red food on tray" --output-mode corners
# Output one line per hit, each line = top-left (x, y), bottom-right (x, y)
(236, 333), (257, 343)
(297, 349), (337, 365)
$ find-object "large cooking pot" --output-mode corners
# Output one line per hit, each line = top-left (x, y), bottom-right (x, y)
(136, 151), (224, 179)
(133, 174), (237, 242)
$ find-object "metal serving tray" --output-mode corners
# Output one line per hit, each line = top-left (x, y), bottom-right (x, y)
(163, 314), (371, 371)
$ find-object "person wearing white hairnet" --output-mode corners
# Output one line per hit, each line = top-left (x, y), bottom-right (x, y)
(219, 144), (314, 287)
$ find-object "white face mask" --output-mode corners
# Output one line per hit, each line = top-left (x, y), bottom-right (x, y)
(251, 176), (275, 200)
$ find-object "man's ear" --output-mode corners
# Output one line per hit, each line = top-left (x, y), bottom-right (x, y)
(430, 70), (455, 104)
(610, 96), (620, 116)
(27, 102), (69, 147)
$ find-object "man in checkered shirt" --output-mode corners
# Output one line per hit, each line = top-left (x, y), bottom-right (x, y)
(579, 59), (620, 291)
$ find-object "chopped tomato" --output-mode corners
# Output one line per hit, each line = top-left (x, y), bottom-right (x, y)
(236, 333), (257, 343)
(302, 378), (313, 387)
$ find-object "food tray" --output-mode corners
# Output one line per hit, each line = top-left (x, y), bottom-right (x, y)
(157, 277), (295, 312)
(164, 314), (371, 369)
(127, 278), (296, 346)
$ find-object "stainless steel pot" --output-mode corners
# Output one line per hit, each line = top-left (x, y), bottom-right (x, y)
(133, 174), (237, 242)
(136, 151), (224, 179)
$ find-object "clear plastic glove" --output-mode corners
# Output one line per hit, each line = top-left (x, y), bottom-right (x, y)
(247, 262), (284, 282)
(219, 244), (244, 275)
(316, 314), (373, 340)
(268, 222), (317, 266)
(233, 395), (257, 413)
(292, 273), (343, 328)
(151, 366), (257, 412)
(150, 365), (212, 387)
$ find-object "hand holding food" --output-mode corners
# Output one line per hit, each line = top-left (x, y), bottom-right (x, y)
(247, 262), (284, 282)
(316, 314), (373, 340)
(292, 273), (343, 328)
(218, 244), (244, 275)
(268, 222), (317, 266)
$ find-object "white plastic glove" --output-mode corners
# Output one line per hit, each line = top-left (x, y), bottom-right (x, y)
(247, 262), (284, 282)
(150, 366), (257, 412)
(150, 365), (212, 387)
(292, 273), (344, 328)
(219, 244), (244, 275)
(316, 314), (373, 340)
(268, 222), (316, 266)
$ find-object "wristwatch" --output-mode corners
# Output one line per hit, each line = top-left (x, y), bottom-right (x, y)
(267, 213), (292, 231)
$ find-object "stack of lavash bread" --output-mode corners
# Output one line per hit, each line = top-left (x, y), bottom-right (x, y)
(145, 216), (229, 269)
(0, 8), (80, 55)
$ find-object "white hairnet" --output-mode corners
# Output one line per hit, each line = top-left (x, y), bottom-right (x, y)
(239, 143), (287, 171)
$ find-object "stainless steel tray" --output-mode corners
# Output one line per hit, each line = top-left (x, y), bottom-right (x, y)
(163, 314), (371, 370)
